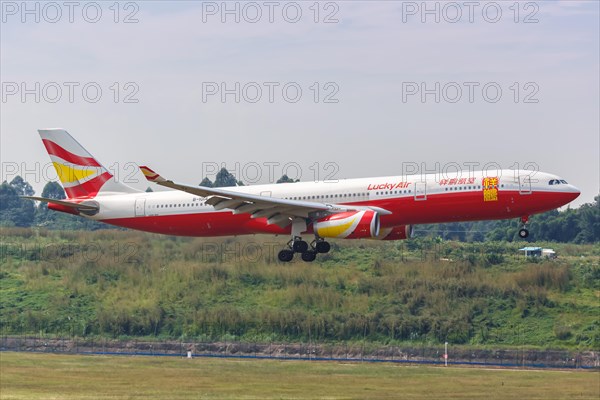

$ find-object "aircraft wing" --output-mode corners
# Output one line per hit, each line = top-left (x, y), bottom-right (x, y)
(139, 166), (345, 228)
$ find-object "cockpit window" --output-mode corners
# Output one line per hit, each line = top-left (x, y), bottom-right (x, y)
(548, 179), (564, 185)
(560, 180), (568, 184)
(549, 180), (555, 185)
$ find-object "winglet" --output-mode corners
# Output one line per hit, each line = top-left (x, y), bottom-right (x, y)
(139, 165), (166, 183)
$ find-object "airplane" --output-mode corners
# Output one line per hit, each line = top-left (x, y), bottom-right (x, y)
(24, 129), (581, 262)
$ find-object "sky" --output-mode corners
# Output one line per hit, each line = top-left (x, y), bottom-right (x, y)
(1, 0), (598, 207)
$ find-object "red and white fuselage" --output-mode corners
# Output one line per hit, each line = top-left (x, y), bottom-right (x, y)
(32, 129), (580, 242)
(81, 170), (578, 237)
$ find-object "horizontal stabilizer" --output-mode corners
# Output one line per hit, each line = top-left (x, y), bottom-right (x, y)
(21, 196), (99, 211)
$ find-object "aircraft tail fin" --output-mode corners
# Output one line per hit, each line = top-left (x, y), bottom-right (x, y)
(38, 128), (138, 199)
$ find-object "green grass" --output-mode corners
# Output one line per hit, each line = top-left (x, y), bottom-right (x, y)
(1, 228), (599, 348)
(1, 352), (598, 400)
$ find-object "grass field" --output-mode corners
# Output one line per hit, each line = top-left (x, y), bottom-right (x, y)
(2, 228), (599, 348)
(1, 352), (598, 399)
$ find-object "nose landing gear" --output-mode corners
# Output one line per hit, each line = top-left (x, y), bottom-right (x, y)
(518, 216), (529, 239)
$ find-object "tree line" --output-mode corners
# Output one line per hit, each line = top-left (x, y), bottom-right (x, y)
(1, 172), (598, 243)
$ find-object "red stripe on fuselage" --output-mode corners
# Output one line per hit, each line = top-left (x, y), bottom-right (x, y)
(373, 190), (579, 226)
(97, 190), (578, 237)
(103, 211), (289, 237)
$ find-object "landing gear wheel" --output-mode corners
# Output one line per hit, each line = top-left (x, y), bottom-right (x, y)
(315, 241), (331, 254)
(301, 251), (317, 262)
(278, 249), (294, 262)
(518, 228), (529, 239)
(292, 240), (309, 253)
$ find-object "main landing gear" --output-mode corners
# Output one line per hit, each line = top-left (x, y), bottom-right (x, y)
(518, 215), (529, 239)
(277, 237), (331, 263)
(277, 218), (331, 263)
(276, 219), (331, 263)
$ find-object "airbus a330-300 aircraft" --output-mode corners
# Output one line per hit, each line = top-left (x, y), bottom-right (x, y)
(25, 129), (581, 262)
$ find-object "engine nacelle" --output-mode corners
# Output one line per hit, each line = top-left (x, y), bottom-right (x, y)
(372, 225), (413, 240)
(314, 210), (380, 239)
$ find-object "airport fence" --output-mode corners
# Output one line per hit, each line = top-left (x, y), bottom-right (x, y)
(1, 335), (598, 370)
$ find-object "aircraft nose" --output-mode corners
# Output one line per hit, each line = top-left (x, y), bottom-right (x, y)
(568, 185), (581, 201)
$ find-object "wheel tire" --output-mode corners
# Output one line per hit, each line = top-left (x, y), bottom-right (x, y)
(292, 240), (309, 253)
(278, 249), (294, 262)
(315, 241), (331, 254)
(301, 251), (317, 262)
(519, 228), (529, 239)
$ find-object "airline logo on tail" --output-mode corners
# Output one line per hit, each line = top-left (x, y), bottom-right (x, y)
(39, 129), (113, 198)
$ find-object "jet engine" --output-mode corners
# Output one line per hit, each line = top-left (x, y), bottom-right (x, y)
(314, 210), (380, 239)
(372, 225), (413, 240)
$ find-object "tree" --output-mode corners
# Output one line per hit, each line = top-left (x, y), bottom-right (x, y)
(41, 181), (65, 200)
(276, 174), (299, 184)
(35, 182), (66, 225)
(213, 168), (243, 187)
(0, 177), (35, 227)
(199, 177), (213, 188)
(574, 196), (600, 243)
(9, 176), (34, 196)
(0, 182), (20, 226)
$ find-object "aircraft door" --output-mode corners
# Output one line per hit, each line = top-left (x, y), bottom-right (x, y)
(135, 198), (146, 216)
(414, 181), (427, 201)
(519, 175), (532, 195)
